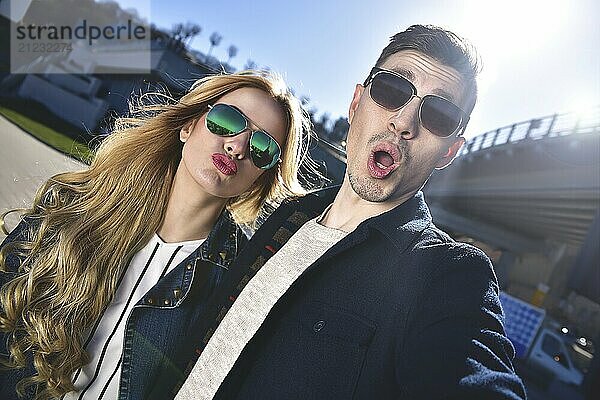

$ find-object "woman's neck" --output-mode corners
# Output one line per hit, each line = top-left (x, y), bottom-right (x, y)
(157, 174), (228, 243)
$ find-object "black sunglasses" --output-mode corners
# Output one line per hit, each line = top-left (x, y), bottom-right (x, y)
(205, 103), (282, 170)
(363, 67), (469, 138)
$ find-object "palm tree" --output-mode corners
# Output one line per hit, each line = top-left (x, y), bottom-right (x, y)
(331, 117), (350, 142)
(171, 23), (185, 41)
(207, 32), (223, 56)
(226, 45), (238, 64)
(319, 113), (330, 128)
(244, 59), (257, 70)
(182, 22), (201, 45)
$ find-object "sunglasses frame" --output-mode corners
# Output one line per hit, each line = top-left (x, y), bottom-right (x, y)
(205, 103), (282, 170)
(363, 67), (469, 138)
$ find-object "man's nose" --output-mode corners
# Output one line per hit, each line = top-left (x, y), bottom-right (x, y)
(224, 132), (250, 160)
(387, 97), (420, 139)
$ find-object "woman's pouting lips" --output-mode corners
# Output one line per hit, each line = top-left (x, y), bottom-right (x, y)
(212, 153), (237, 176)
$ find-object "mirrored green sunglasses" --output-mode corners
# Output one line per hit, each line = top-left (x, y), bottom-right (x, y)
(205, 103), (282, 170)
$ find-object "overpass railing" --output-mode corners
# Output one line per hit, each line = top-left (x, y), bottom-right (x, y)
(460, 105), (600, 156)
(314, 105), (600, 161)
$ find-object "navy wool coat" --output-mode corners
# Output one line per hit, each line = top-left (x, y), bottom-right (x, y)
(165, 187), (526, 400)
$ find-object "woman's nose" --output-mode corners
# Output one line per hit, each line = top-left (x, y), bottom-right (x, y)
(224, 132), (250, 159)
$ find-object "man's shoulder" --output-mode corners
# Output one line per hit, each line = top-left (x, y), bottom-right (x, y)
(246, 186), (339, 246)
(407, 224), (495, 278)
(415, 223), (485, 255)
(418, 222), (455, 245)
(283, 186), (339, 206)
(275, 186), (339, 218)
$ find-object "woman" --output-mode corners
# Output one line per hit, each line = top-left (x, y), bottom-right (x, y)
(0, 71), (313, 399)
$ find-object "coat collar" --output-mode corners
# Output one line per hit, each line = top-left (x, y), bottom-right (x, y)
(362, 191), (432, 253)
(287, 187), (433, 277)
(300, 187), (432, 254)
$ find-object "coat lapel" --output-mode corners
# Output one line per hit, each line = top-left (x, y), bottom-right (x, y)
(300, 224), (370, 275)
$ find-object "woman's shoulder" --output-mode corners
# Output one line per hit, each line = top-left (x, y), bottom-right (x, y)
(2, 214), (40, 245)
(1, 215), (40, 274)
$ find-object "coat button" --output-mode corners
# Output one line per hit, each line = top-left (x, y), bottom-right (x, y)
(146, 298), (154, 304)
(186, 263), (193, 270)
(173, 288), (182, 299)
(313, 320), (326, 332)
(163, 299), (170, 305)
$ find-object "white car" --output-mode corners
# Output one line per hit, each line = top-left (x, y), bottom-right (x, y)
(528, 328), (584, 386)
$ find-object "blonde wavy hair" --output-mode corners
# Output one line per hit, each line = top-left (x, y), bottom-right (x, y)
(0, 70), (314, 399)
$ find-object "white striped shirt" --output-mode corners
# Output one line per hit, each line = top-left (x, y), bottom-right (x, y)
(64, 234), (205, 400)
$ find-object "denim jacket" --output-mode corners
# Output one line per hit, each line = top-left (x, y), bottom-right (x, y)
(0, 209), (247, 400)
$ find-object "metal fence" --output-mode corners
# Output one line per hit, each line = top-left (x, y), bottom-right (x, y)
(459, 105), (600, 156)
(316, 105), (600, 160)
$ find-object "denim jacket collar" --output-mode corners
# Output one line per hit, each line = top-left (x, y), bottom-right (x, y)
(136, 208), (243, 309)
(197, 208), (240, 269)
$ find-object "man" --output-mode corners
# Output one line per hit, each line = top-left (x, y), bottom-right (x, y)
(172, 25), (526, 399)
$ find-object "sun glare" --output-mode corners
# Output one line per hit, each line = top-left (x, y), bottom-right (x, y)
(458, 0), (572, 91)
(461, 0), (569, 54)
(562, 90), (600, 117)
(571, 104), (600, 124)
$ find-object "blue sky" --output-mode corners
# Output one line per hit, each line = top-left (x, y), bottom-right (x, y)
(116, 0), (599, 139)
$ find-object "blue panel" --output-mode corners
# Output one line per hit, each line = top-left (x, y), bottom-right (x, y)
(500, 292), (546, 359)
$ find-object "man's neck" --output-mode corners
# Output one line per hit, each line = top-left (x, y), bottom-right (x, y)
(319, 178), (415, 233)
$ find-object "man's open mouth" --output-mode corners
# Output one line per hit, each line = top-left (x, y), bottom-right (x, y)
(367, 144), (400, 179)
(374, 151), (394, 169)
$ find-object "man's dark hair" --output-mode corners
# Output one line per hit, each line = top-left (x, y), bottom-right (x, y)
(375, 24), (480, 111)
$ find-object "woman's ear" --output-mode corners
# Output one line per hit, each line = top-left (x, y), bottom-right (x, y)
(180, 119), (197, 142)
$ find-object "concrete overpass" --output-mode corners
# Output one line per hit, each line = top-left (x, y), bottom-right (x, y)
(425, 107), (600, 253)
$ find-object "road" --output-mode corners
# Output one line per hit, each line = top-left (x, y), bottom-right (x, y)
(0, 115), (83, 235)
